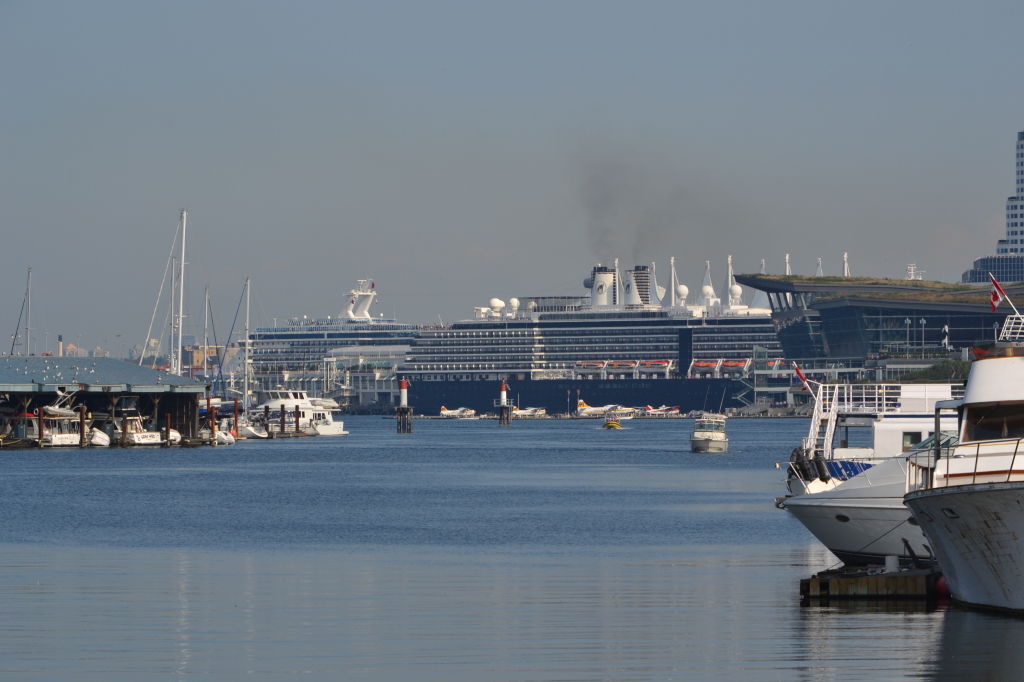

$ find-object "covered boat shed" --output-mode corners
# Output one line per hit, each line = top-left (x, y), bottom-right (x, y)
(0, 357), (208, 439)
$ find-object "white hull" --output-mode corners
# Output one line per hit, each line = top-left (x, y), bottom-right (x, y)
(906, 482), (1024, 611)
(783, 498), (928, 564)
(89, 428), (110, 447)
(238, 423), (268, 439)
(690, 437), (728, 453)
(312, 420), (348, 436)
(42, 434), (83, 447)
(114, 431), (162, 446)
(215, 430), (235, 445)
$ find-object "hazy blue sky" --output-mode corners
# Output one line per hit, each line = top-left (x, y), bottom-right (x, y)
(3, 1), (1024, 351)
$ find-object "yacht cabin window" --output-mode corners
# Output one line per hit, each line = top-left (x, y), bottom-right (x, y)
(902, 432), (923, 452)
(965, 404), (1024, 442)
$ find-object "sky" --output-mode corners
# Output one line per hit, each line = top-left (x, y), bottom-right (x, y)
(3, 1), (1024, 353)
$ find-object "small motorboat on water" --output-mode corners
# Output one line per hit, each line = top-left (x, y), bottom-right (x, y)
(690, 413), (728, 452)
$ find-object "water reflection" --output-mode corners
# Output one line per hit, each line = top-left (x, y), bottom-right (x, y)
(0, 542), (971, 681)
(921, 608), (1024, 682)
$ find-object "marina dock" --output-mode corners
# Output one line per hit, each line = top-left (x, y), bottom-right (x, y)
(801, 567), (942, 600)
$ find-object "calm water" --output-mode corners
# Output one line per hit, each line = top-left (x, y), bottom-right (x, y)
(0, 417), (1019, 680)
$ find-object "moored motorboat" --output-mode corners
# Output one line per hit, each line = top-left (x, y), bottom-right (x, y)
(779, 432), (956, 566)
(253, 390), (348, 436)
(904, 312), (1024, 610)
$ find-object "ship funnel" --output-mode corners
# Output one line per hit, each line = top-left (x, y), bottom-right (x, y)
(621, 269), (643, 306)
(591, 266), (615, 307)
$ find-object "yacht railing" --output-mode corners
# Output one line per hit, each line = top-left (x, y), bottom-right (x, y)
(999, 314), (1024, 341)
(909, 438), (1024, 492)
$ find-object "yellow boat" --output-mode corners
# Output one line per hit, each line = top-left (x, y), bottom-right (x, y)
(603, 417), (622, 429)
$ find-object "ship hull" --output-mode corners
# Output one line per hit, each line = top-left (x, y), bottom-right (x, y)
(690, 437), (728, 453)
(906, 482), (1024, 611)
(407, 378), (744, 416)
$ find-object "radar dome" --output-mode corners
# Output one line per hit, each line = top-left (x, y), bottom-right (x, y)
(701, 285), (715, 299)
(676, 284), (688, 299)
(509, 298), (520, 311)
(489, 298), (505, 313)
(729, 284), (743, 299)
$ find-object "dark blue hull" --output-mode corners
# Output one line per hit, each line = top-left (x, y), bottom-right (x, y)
(406, 378), (745, 416)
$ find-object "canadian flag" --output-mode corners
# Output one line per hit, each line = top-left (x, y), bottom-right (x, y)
(793, 362), (810, 390)
(991, 273), (1008, 313)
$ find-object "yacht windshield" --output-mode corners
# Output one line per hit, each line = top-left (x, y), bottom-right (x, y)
(965, 404), (1024, 441)
(906, 431), (958, 453)
(695, 422), (724, 432)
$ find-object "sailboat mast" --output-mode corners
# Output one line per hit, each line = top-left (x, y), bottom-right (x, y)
(243, 277), (250, 418)
(203, 285), (209, 388)
(176, 209), (187, 376)
(25, 268), (31, 356)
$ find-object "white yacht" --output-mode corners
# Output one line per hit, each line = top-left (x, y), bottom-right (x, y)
(105, 397), (162, 446)
(780, 431), (956, 566)
(254, 390), (348, 436)
(904, 313), (1024, 610)
(2, 406), (87, 447)
(690, 413), (728, 452)
(783, 382), (958, 497)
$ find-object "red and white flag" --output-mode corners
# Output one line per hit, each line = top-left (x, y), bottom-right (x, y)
(793, 362), (810, 390)
(991, 273), (1008, 313)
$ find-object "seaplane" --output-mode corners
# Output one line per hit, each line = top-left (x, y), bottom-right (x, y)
(439, 406), (477, 419)
(576, 400), (634, 419)
(512, 406), (547, 418)
(645, 405), (680, 416)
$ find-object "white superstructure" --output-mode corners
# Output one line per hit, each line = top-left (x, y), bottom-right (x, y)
(783, 382), (959, 497)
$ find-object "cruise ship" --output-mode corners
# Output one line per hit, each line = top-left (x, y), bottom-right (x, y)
(244, 280), (419, 397)
(400, 257), (783, 414)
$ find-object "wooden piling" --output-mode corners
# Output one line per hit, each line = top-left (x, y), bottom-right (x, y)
(79, 405), (87, 448)
(208, 396), (216, 446)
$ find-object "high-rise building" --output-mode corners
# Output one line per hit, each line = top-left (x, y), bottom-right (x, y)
(963, 130), (1024, 283)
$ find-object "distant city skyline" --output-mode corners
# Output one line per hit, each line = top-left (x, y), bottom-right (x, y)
(3, 1), (1024, 346)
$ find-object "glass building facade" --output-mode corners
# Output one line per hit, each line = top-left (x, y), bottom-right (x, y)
(963, 130), (1024, 282)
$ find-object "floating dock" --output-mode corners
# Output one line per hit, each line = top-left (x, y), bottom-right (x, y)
(801, 568), (940, 599)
